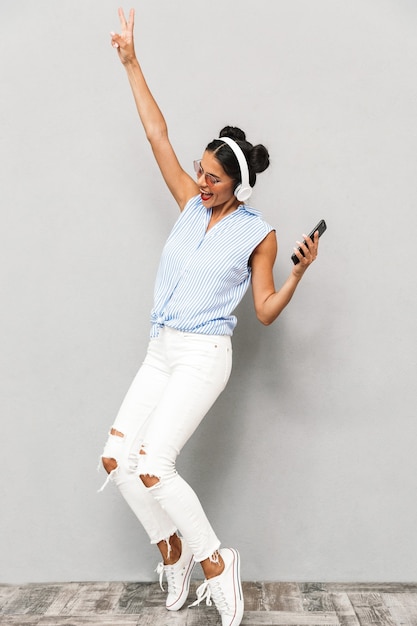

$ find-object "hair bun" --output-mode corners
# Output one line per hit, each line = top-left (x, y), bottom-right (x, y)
(250, 144), (270, 174)
(219, 126), (246, 142)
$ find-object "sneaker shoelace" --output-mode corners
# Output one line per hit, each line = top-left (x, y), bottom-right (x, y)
(155, 561), (182, 595)
(189, 579), (229, 614)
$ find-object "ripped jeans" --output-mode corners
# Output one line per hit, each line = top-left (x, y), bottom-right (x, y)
(101, 326), (233, 562)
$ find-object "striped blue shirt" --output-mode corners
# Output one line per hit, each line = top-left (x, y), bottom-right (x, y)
(150, 195), (274, 337)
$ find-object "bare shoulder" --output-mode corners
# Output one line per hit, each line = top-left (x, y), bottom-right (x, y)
(251, 230), (278, 267)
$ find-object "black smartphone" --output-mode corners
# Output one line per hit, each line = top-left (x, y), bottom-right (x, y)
(291, 219), (327, 264)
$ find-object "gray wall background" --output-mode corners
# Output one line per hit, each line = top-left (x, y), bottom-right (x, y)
(1, 0), (417, 584)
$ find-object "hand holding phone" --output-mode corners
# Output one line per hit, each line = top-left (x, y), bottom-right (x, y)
(291, 219), (327, 264)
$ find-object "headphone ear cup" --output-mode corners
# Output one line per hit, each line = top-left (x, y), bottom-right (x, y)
(234, 183), (252, 202)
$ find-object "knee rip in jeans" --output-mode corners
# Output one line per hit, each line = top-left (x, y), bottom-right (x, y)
(101, 428), (124, 474)
(138, 445), (161, 488)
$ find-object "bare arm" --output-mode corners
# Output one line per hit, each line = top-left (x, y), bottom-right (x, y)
(250, 230), (319, 325)
(111, 9), (198, 210)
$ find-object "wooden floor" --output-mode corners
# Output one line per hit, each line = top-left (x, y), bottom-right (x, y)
(1, 581), (417, 625)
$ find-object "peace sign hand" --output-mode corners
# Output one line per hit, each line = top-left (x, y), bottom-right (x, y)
(111, 8), (136, 65)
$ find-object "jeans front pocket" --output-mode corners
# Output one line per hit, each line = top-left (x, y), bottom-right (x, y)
(179, 333), (233, 388)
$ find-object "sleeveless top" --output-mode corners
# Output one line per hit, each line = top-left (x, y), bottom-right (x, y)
(150, 195), (274, 337)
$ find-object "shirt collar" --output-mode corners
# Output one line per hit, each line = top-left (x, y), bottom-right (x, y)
(239, 204), (262, 217)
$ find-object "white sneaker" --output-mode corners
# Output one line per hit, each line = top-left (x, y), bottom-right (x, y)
(156, 538), (195, 611)
(189, 547), (244, 626)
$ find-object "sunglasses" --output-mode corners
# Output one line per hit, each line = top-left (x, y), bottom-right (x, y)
(193, 160), (222, 187)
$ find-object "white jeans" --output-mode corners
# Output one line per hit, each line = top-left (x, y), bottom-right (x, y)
(101, 326), (233, 562)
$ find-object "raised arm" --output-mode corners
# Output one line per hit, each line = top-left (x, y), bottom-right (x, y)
(250, 230), (319, 325)
(111, 8), (198, 210)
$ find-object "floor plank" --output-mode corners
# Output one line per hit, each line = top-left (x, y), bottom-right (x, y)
(0, 615), (41, 626)
(47, 582), (127, 616)
(0, 585), (21, 614)
(262, 582), (304, 612)
(0, 584), (64, 616)
(241, 610), (339, 625)
(330, 592), (361, 626)
(327, 584), (417, 594)
(382, 592), (417, 626)
(116, 582), (155, 613)
(301, 583), (336, 613)
(348, 593), (397, 626)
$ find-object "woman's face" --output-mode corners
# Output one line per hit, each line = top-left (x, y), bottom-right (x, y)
(195, 150), (236, 208)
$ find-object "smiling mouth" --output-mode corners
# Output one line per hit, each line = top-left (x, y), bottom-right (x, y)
(200, 191), (213, 201)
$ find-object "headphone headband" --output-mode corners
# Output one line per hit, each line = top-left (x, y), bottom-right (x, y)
(221, 137), (253, 202)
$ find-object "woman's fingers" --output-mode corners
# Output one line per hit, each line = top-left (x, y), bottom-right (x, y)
(127, 8), (135, 32)
(302, 231), (318, 262)
(110, 31), (120, 48)
(293, 231), (319, 266)
(118, 7), (135, 35)
(111, 9), (136, 58)
(118, 7), (128, 29)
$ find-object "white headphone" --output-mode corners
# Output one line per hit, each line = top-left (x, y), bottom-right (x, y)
(221, 137), (253, 202)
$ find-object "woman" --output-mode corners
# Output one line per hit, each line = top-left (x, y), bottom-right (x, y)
(101, 8), (320, 626)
